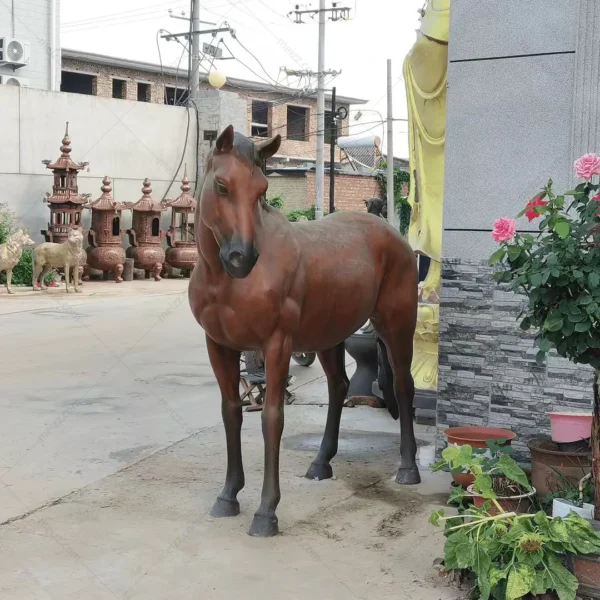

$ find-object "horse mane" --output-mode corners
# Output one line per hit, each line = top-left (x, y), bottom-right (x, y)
(205, 132), (262, 173)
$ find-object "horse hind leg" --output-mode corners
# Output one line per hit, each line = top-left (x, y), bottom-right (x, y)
(374, 325), (420, 486)
(305, 342), (348, 481)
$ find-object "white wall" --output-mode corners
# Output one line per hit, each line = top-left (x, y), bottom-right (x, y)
(443, 0), (579, 259)
(0, 0), (60, 91)
(0, 86), (198, 241)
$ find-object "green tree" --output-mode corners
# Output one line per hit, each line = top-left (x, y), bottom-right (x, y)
(376, 165), (411, 236)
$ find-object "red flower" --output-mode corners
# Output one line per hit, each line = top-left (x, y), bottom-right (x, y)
(593, 193), (600, 201)
(525, 197), (548, 221)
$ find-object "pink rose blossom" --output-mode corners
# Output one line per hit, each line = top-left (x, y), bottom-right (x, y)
(492, 218), (517, 243)
(575, 153), (600, 181)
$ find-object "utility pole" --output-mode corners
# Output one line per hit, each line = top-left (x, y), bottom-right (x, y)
(191, 0), (201, 95)
(386, 59), (398, 230)
(316, 0), (326, 220)
(329, 86), (337, 214)
(289, 2), (350, 220)
(162, 4), (232, 97)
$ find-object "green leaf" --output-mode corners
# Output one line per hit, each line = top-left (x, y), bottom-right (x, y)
(574, 270), (584, 279)
(444, 531), (471, 570)
(590, 272), (600, 289)
(548, 519), (570, 544)
(546, 554), (579, 600)
(554, 221), (570, 239)
(489, 247), (506, 265)
(536, 350), (546, 366)
(533, 510), (550, 528)
(441, 446), (459, 463)
(428, 509), (444, 526)
(545, 315), (564, 332)
(575, 320), (591, 333)
(530, 272), (543, 286)
(506, 563), (535, 599)
(475, 473), (496, 499)
(538, 338), (552, 352)
(520, 317), (531, 331)
(580, 295), (594, 305)
(471, 546), (492, 600)
(507, 245), (522, 261)
(448, 486), (466, 505)
(453, 444), (473, 468)
(498, 454), (531, 490)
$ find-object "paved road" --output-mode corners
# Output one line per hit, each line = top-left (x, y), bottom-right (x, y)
(0, 280), (354, 523)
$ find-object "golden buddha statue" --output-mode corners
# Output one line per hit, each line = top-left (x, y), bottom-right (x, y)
(404, 0), (449, 390)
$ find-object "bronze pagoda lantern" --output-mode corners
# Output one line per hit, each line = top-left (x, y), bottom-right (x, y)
(126, 178), (166, 281)
(41, 122), (89, 244)
(86, 176), (127, 283)
(165, 167), (198, 276)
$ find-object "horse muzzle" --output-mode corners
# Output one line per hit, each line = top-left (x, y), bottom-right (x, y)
(219, 235), (259, 279)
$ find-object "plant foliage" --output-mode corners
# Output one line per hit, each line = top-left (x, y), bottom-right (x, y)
(490, 179), (600, 368)
(431, 443), (600, 600)
(266, 194), (284, 211)
(376, 164), (411, 236)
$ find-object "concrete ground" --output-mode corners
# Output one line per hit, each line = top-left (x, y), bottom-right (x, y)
(0, 280), (462, 600)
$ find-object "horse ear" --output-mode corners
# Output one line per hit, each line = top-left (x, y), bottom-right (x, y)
(216, 125), (234, 153)
(257, 134), (281, 160)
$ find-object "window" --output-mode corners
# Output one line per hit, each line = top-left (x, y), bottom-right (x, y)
(287, 105), (308, 141)
(137, 82), (151, 102)
(112, 79), (125, 99)
(325, 110), (340, 145)
(151, 217), (160, 237)
(112, 216), (120, 236)
(165, 86), (189, 106)
(204, 130), (218, 147)
(251, 100), (270, 138)
(61, 71), (95, 95)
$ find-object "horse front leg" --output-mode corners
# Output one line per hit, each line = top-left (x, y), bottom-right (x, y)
(249, 333), (292, 537)
(206, 335), (244, 518)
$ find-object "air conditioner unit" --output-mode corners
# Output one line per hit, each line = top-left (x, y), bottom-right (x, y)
(0, 38), (30, 67)
(0, 75), (28, 87)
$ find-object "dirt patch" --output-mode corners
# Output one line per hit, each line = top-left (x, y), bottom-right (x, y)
(376, 501), (419, 538)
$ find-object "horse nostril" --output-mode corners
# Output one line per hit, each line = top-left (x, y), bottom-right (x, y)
(228, 250), (244, 268)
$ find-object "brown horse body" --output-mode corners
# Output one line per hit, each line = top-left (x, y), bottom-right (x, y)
(188, 125), (419, 537)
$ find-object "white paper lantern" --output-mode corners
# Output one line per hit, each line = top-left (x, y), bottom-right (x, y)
(208, 71), (227, 89)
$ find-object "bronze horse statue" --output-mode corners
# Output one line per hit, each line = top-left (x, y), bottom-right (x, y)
(188, 125), (419, 537)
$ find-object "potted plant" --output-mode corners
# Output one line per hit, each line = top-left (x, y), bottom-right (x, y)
(430, 480), (600, 600)
(433, 443), (536, 514)
(490, 153), (600, 595)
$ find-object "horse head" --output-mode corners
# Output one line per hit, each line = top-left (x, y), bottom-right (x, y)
(200, 124), (281, 279)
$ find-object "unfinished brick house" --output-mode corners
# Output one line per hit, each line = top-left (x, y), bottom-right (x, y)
(60, 49), (383, 213)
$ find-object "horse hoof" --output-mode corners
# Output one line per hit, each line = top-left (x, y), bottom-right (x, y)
(395, 467), (421, 485)
(249, 513), (279, 537)
(210, 497), (240, 518)
(304, 462), (333, 481)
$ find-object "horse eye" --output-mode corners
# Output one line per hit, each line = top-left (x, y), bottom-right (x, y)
(216, 182), (228, 196)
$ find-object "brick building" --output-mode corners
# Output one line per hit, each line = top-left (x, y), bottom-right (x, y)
(60, 49), (382, 213)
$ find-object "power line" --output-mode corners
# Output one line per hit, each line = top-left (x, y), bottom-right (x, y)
(62, 2), (185, 27)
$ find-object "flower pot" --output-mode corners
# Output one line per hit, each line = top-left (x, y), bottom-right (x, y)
(548, 412), (592, 444)
(467, 484), (535, 515)
(552, 498), (594, 520)
(453, 472), (475, 490)
(570, 523), (600, 600)
(444, 426), (516, 449)
(528, 438), (592, 499)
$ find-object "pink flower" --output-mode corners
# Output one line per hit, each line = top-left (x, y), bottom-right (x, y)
(575, 153), (600, 181)
(594, 193), (600, 201)
(492, 218), (517, 243)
